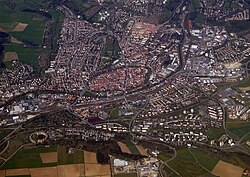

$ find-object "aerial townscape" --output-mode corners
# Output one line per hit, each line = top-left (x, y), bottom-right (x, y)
(1, 0), (250, 177)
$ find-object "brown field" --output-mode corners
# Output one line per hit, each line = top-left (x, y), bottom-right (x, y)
(85, 164), (111, 176)
(13, 23), (28, 32)
(84, 151), (97, 164)
(212, 160), (244, 177)
(11, 36), (22, 44)
(40, 152), (58, 163)
(0, 27), (5, 32)
(101, 175), (111, 177)
(136, 145), (147, 156)
(4, 52), (18, 62)
(239, 86), (250, 92)
(117, 142), (131, 154)
(58, 164), (84, 177)
(6, 168), (30, 176)
(30, 167), (57, 177)
(0, 170), (5, 177)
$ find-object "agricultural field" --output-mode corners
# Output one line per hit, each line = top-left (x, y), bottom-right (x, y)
(0, 131), (31, 160)
(0, 129), (12, 140)
(211, 160), (244, 177)
(57, 146), (84, 165)
(164, 148), (219, 177)
(1, 146), (57, 169)
(4, 43), (40, 69)
(0, 0), (64, 70)
(226, 121), (250, 138)
(0, 145), (112, 177)
(189, 148), (219, 171)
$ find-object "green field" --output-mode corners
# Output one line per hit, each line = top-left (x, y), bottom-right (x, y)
(226, 121), (250, 138)
(0, 0), (63, 70)
(1, 146), (57, 169)
(208, 128), (225, 140)
(4, 43), (40, 68)
(0, 1), (48, 45)
(0, 132), (30, 160)
(164, 148), (218, 177)
(123, 140), (140, 155)
(57, 146), (84, 165)
(0, 129), (12, 140)
(189, 148), (219, 171)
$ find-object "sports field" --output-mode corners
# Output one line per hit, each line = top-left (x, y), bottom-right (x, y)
(212, 160), (244, 177)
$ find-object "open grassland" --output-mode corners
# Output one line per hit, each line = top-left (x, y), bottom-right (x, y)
(167, 148), (207, 177)
(0, 132), (30, 160)
(212, 160), (244, 177)
(189, 148), (219, 171)
(226, 121), (250, 138)
(0, 130), (12, 140)
(57, 146), (84, 165)
(4, 44), (40, 69)
(208, 128), (225, 140)
(0, 1), (47, 45)
(1, 146), (57, 169)
(164, 148), (219, 177)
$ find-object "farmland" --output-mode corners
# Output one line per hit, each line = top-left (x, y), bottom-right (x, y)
(226, 121), (250, 138)
(0, 0), (64, 70)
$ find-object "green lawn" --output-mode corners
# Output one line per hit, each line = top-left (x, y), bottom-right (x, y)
(226, 121), (250, 138)
(208, 128), (225, 140)
(0, 129), (12, 140)
(57, 146), (84, 165)
(110, 107), (120, 119)
(1, 146), (57, 169)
